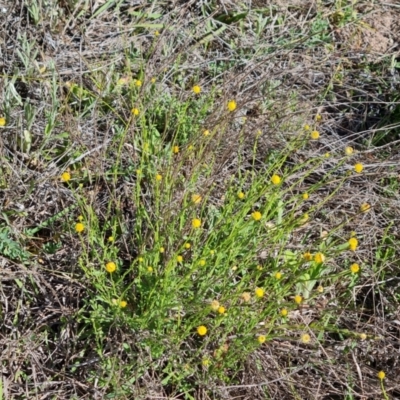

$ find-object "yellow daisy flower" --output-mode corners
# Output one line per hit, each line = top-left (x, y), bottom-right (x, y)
(105, 261), (117, 273)
(197, 325), (207, 336)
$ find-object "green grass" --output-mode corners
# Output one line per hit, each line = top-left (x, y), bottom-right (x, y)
(1, 0), (400, 399)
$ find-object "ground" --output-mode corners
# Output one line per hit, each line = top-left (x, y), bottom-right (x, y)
(0, 1), (400, 399)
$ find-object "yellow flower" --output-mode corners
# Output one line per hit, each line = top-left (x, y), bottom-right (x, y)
(237, 191), (245, 199)
(227, 100), (237, 112)
(377, 371), (385, 380)
(197, 325), (207, 336)
(348, 237), (358, 251)
(359, 333), (367, 340)
(119, 300), (127, 308)
(75, 222), (85, 233)
(302, 192), (309, 200)
(176, 255), (183, 263)
(280, 308), (288, 317)
(147, 266), (153, 273)
(325, 152), (330, 158)
(294, 295), (303, 305)
(203, 129), (210, 136)
(360, 203), (371, 213)
(173, 146), (179, 154)
(155, 174), (162, 181)
(108, 236), (114, 242)
(131, 108), (140, 116)
(310, 130), (320, 140)
(255, 287), (265, 298)
(77, 215), (84, 221)
(138, 257), (144, 262)
(191, 194), (202, 204)
(61, 171), (71, 182)
(105, 261), (117, 273)
(257, 335), (266, 344)
(314, 252), (325, 263)
(0, 117), (6, 126)
(315, 114), (322, 122)
(271, 174), (281, 185)
(251, 211), (262, 221)
(303, 252), (312, 261)
(241, 292), (251, 302)
(135, 79), (142, 87)
(192, 218), (201, 228)
(300, 333), (311, 344)
(303, 124), (310, 131)
(317, 285), (324, 293)
(350, 263), (360, 274)
(159, 247), (165, 253)
(345, 146), (354, 155)
(210, 250), (215, 255)
(184, 243), (191, 249)
(257, 265), (263, 271)
(354, 163), (363, 173)
(151, 77), (156, 83)
(154, 30), (160, 36)
(211, 300), (220, 311)
(300, 213), (309, 224)
(192, 85), (201, 94)
(274, 272), (282, 280)
(199, 259), (206, 266)
(202, 358), (211, 367)
(217, 306), (226, 314)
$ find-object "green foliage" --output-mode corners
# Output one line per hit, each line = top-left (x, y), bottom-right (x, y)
(0, 225), (29, 262)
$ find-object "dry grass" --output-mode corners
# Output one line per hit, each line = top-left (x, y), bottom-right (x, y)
(1, 0), (400, 399)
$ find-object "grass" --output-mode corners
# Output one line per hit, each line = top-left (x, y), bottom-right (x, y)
(1, 0), (400, 399)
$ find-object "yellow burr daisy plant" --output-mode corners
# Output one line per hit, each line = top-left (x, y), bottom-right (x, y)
(360, 203), (371, 213)
(302, 192), (309, 200)
(197, 325), (207, 336)
(75, 222), (85, 233)
(257, 335), (266, 344)
(192, 85), (201, 94)
(176, 255), (183, 263)
(155, 174), (162, 182)
(271, 174), (281, 185)
(310, 130), (320, 140)
(345, 146), (354, 155)
(172, 146), (179, 154)
(354, 163), (363, 173)
(348, 237), (358, 251)
(350, 263), (360, 274)
(314, 252), (325, 263)
(131, 108), (140, 116)
(377, 371), (385, 380)
(191, 194), (202, 204)
(237, 191), (245, 199)
(300, 333), (311, 344)
(210, 300), (220, 311)
(198, 259), (206, 266)
(294, 294), (303, 305)
(61, 171), (71, 182)
(280, 308), (288, 317)
(217, 306), (226, 315)
(255, 287), (265, 298)
(0, 117), (6, 126)
(227, 100), (237, 111)
(192, 218), (201, 229)
(105, 261), (117, 273)
(251, 211), (262, 221)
